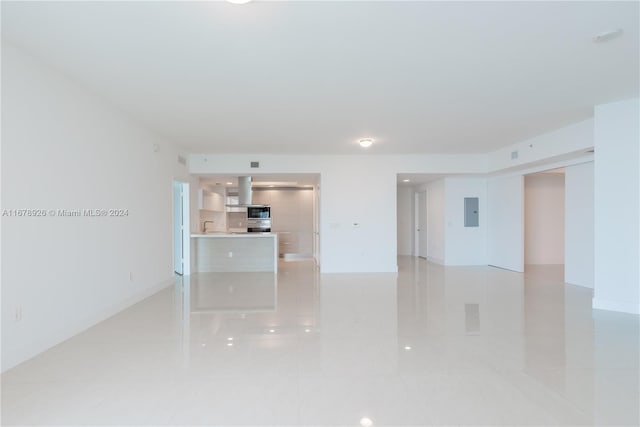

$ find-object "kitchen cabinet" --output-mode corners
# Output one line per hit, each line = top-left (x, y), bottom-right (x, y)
(198, 188), (225, 212)
(191, 233), (278, 272)
(278, 231), (296, 254)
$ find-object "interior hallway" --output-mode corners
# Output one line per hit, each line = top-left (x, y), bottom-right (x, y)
(2, 258), (638, 425)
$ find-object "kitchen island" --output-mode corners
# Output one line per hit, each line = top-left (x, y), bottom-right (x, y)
(191, 233), (278, 273)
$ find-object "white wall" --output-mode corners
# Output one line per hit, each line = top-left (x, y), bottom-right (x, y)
(426, 179), (445, 264)
(396, 186), (413, 256)
(524, 173), (565, 265)
(444, 177), (488, 265)
(1, 42), (189, 371)
(488, 118), (593, 172)
(487, 175), (524, 272)
(565, 162), (594, 288)
(321, 160), (398, 272)
(593, 98), (640, 314)
(189, 154), (487, 273)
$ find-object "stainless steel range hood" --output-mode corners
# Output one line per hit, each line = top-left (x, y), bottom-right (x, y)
(225, 176), (269, 207)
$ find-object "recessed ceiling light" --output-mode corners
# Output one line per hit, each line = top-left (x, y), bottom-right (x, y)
(404, 346), (412, 350)
(359, 138), (374, 148)
(593, 28), (624, 43)
(360, 417), (374, 427)
(226, 0), (252, 4)
(402, 179), (410, 183)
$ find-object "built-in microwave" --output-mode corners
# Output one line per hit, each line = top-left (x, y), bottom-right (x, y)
(247, 206), (270, 219)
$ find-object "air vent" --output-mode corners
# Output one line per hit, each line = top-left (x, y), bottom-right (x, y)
(511, 150), (519, 160)
(593, 29), (624, 43)
(250, 161), (260, 168)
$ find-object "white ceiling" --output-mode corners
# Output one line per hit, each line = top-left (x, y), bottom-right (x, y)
(2, 1), (638, 155)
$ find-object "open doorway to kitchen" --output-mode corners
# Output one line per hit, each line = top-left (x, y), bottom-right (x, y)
(193, 173), (321, 264)
(524, 169), (565, 273)
(173, 180), (190, 276)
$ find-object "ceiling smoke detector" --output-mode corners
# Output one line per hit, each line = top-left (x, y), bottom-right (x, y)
(593, 28), (624, 43)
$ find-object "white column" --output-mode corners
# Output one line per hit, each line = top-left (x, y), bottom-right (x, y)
(593, 98), (640, 314)
(564, 162), (594, 288)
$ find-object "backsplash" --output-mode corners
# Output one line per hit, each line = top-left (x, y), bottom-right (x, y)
(227, 212), (247, 230)
(200, 210), (226, 232)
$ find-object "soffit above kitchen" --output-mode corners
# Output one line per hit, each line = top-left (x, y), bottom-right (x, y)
(2, 1), (638, 155)
(200, 173), (320, 190)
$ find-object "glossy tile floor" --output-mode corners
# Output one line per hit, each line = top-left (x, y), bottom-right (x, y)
(2, 257), (639, 426)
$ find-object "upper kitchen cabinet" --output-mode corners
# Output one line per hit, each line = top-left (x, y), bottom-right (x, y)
(198, 188), (226, 212)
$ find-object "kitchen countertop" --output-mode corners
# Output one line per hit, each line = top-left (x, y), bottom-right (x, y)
(191, 232), (276, 238)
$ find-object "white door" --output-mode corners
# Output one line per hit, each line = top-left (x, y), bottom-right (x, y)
(173, 181), (184, 275)
(416, 191), (428, 258)
(487, 175), (524, 272)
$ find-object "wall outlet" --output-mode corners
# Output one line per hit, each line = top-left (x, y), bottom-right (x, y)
(129, 272), (134, 281)
(15, 306), (22, 322)
(228, 251), (233, 258)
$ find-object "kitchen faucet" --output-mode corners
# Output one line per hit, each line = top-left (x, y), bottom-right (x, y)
(203, 221), (215, 232)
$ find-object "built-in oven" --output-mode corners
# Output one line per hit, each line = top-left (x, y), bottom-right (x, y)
(247, 206), (271, 219)
(247, 218), (271, 233)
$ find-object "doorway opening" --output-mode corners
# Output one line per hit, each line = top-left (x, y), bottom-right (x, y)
(192, 173), (320, 265)
(396, 174), (447, 262)
(524, 169), (565, 274)
(415, 191), (427, 258)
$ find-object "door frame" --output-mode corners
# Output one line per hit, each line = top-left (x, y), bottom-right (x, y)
(173, 180), (191, 276)
(414, 190), (428, 258)
(313, 182), (321, 268)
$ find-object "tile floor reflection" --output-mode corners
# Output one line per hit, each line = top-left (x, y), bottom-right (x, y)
(2, 257), (639, 425)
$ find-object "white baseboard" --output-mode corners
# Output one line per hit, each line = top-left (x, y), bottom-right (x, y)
(1, 277), (175, 373)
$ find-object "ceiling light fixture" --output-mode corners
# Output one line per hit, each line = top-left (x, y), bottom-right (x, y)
(360, 417), (374, 427)
(359, 138), (374, 148)
(402, 179), (410, 183)
(593, 28), (624, 43)
(226, 182), (233, 185)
